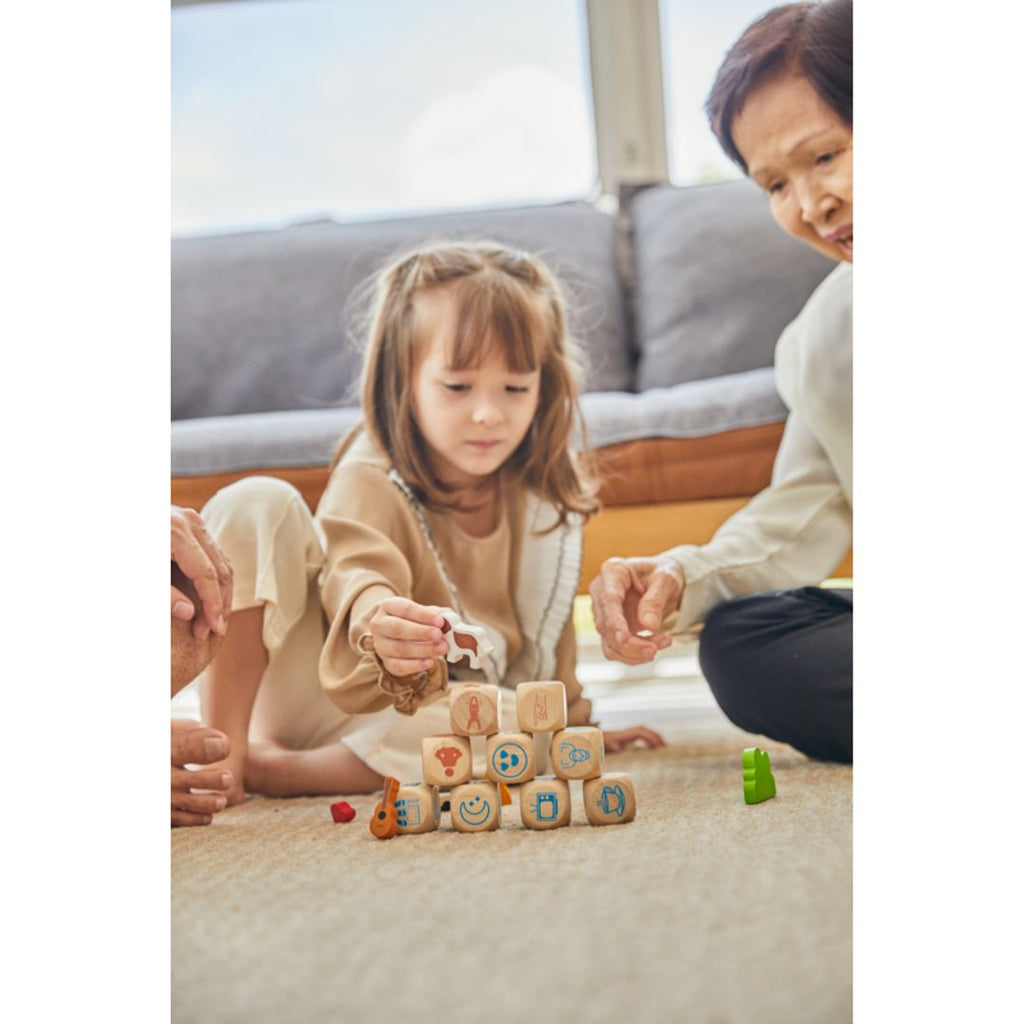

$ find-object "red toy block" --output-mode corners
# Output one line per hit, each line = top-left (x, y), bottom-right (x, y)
(330, 800), (356, 823)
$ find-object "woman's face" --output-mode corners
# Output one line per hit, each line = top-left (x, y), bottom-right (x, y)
(733, 72), (853, 262)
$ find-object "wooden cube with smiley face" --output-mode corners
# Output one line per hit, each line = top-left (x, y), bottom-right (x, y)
(485, 731), (536, 785)
(450, 780), (501, 833)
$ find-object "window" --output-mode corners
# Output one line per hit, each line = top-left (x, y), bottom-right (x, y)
(660, 0), (776, 185)
(172, 0), (597, 237)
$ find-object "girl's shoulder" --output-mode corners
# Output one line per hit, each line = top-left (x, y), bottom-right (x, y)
(333, 427), (392, 474)
(317, 431), (398, 518)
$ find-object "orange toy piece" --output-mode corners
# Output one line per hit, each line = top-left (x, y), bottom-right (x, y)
(370, 777), (401, 840)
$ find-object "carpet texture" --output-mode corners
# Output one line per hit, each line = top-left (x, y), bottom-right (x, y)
(172, 737), (852, 1024)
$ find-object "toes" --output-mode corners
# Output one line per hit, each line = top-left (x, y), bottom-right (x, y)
(172, 809), (213, 827)
(172, 766), (233, 793)
(172, 789), (228, 818)
(171, 720), (230, 767)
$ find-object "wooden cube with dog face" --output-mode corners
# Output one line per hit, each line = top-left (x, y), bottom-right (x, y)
(515, 680), (567, 734)
(449, 683), (501, 737)
(450, 780), (501, 833)
(551, 726), (604, 781)
(421, 734), (472, 788)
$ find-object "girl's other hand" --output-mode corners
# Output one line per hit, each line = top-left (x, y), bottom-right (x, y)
(369, 597), (450, 677)
(603, 726), (667, 754)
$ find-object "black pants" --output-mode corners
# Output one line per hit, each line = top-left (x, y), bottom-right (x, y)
(698, 587), (852, 763)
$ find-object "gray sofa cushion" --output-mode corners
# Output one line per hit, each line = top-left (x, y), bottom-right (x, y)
(580, 368), (785, 450)
(171, 408), (362, 476)
(631, 180), (835, 391)
(171, 369), (785, 478)
(172, 201), (630, 422)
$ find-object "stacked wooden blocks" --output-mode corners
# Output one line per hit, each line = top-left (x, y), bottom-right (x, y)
(394, 680), (636, 835)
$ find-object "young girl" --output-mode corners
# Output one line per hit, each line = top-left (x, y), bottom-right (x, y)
(198, 240), (663, 802)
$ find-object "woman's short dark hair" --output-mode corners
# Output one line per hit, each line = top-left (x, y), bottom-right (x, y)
(705, 0), (852, 172)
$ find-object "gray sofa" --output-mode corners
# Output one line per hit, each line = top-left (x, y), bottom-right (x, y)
(171, 179), (838, 582)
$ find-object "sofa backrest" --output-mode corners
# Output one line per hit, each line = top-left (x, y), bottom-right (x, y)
(629, 180), (835, 391)
(172, 180), (840, 423)
(172, 201), (629, 421)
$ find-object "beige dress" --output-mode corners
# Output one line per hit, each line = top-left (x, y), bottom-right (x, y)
(202, 431), (590, 782)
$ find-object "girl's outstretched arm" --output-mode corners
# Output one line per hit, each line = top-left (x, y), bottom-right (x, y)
(368, 597), (449, 677)
(317, 459), (454, 716)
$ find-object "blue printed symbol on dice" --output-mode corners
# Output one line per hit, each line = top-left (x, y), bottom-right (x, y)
(535, 792), (559, 821)
(490, 739), (529, 781)
(596, 784), (626, 818)
(395, 798), (421, 827)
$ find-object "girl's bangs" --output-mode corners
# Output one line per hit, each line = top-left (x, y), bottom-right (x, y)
(447, 274), (545, 373)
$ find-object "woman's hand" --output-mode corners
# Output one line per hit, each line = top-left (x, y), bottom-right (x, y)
(369, 597), (450, 677)
(171, 506), (233, 640)
(604, 726), (667, 754)
(588, 556), (684, 664)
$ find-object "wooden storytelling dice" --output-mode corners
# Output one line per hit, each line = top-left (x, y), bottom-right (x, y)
(449, 683), (501, 737)
(422, 735), (472, 788)
(395, 782), (442, 834)
(551, 726), (604, 780)
(583, 772), (637, 826)
(450, 780), (502, 833)
(515, 680), (567, 733)
(485, 732), (536, 785)
(519, 776), (571, 830)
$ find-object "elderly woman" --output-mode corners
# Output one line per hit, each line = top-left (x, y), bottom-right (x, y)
(589, 0), (853, 763)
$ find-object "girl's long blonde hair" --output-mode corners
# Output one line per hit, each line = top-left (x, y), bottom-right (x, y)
(337, 240), (599, 526)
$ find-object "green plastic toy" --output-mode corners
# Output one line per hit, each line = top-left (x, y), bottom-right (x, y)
(742, 747), (777, 804)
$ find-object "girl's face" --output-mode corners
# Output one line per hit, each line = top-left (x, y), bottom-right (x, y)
(410, 289), (542, 491)
(733, 72), (853, 263)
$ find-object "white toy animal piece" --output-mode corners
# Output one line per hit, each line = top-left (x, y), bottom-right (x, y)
(438, 609), (494, 669)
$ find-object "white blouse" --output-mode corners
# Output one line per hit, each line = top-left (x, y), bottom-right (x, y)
(667, 261), (853, 632)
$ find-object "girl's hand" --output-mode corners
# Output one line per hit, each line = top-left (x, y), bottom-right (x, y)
(369, 598), (450, 677)
(603, 726), (667, 754)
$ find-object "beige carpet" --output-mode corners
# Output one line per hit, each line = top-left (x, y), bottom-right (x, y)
(172, 736), (851, 1024)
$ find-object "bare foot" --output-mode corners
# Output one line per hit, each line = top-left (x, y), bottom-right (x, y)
(216, 752), (249, 807)
(182, 726), (247, 807)
(245, 738), (292, 796)
(171, 719), (237, 826)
